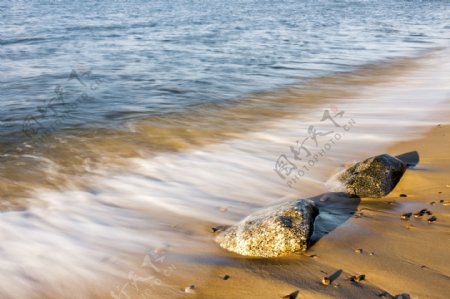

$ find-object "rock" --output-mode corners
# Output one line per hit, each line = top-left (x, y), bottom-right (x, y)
(211, 225), (226, 233)
(223, 274), (230, 280)
(351, 274), (365, 282)
(283, 290), (299, 299)
(400, 194), (407, 197)
(321, 277), (331, 285)
(215, 199), (318, 257)
(329, 154), (407, 198)
(400, 212), (412, 220)
(184, 285), (195, 293)
(427, 216), (437, 223)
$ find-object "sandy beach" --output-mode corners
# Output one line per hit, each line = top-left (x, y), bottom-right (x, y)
(93, 56), (450, 299)
(1, 2), (450, 298)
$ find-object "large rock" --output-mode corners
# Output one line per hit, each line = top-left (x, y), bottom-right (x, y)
(331, 154), (407, 198)
(215, 199), (319, 257)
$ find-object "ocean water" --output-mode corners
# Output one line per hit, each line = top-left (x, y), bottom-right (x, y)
(0, 1), (450, 298)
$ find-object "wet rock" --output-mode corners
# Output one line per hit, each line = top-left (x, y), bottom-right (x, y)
(329, 154), (407, 198)
(215, 199), (319, 257)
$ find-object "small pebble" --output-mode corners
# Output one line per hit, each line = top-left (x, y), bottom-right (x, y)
(369, 252), (375, 256)
(211, 225), (225, 233)
(184, 285), (195, 293)
(283, 290), (299, 299)
(219, 207), (228, 212)
(354, 274), (365, 282)
(354, 248), (363, 254)
(425, 210), (432, 215)
(400, 212), (412, 220)
(399, 194), (407, 198)
(413, 212), (423, 218)
(430, 201), (436, 205)
(223, 274), (230, 280)
(321, 277), (331, 286)
(427, 216), (437, 223)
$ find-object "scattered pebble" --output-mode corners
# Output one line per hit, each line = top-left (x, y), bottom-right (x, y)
(352, 274), (365, 282)
(321, 277), (331, 286)
(400, 212), (412, 220)
(354, 248), (363, 254)
(184, 285), (196, 294)
(211, 225), (225, 233)
(413, 212), (423, 218)
(430, 201), (436, 205)
(427, 216), (437, 223)
(399, 194), (407, 197)
(283, 290), (299, 299)
(369, 252), (375, 256)
(223, 274), (230, 280)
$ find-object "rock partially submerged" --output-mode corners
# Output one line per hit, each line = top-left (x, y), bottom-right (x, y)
(215, 199), (319, 257)
(329, 154), (407, 198)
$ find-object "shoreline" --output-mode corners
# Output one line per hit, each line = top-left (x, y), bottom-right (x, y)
(1, 51), (449, 299)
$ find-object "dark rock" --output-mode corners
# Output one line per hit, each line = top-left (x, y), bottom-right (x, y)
(427, 216), (437, 223)
(223, 274), (230, 280)
(283, 290), (299, 299)
(400, 194), (408, 197)
(211, 225), (227, 233)
(400, 212), (412, 220)
(330, 154), (407, 198)
(215, 199), (319, 257)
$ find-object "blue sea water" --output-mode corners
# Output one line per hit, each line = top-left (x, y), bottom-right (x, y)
(0, 0), (449, 140)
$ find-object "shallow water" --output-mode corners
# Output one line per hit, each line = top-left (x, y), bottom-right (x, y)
(1, 1), (450, 298)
